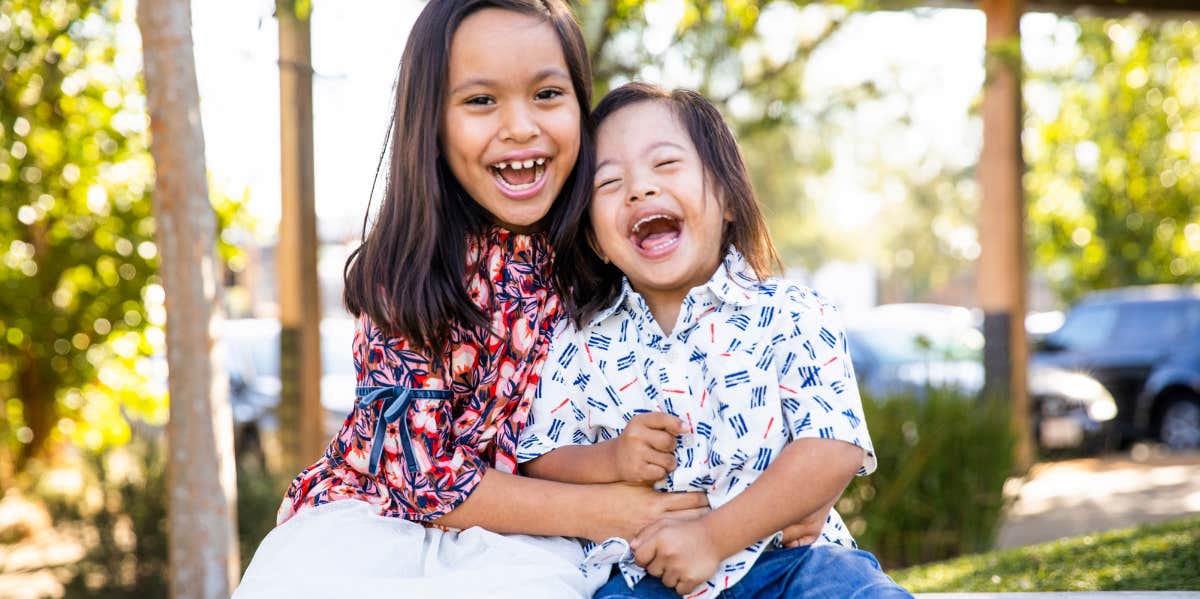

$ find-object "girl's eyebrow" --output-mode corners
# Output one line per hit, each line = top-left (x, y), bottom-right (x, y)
(449, 67), (571, 95)
(596, 141), (686, 171)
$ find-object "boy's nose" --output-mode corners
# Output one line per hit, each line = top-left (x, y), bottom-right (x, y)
(628, 178), (659, 203)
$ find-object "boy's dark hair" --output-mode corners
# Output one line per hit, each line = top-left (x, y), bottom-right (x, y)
(563, 82), (783, 326)
(343, 0), (595, 354)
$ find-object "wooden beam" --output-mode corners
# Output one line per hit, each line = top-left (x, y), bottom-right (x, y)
(978, 0), (1033, 472)
(277, 8), (326, 476)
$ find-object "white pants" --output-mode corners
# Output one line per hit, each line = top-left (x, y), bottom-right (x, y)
(233, 500), (605, 599)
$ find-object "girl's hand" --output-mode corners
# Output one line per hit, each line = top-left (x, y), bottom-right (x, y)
(631, 518), (721, 596)
(780, 501), (833, 548)
(590, 483), (709, 542)
(611, 412), (685, 483)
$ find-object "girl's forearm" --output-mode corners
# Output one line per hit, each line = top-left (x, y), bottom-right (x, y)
(700, 439), (863, 559)
(434, 465), (628, 542)
(520, 442), (620, 484)
(433, 467), (610, 540)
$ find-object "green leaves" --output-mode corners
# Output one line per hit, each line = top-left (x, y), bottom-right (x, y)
(1025, 17), (1200, 302)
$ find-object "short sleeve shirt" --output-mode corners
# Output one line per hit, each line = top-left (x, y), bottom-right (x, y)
(518, 249), (876, 596)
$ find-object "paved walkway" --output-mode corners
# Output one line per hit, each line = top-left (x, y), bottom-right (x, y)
(995, 447), (1200, 548)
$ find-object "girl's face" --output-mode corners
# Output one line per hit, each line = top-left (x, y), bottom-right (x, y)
(591, 101), (729, 302)
(441, 8), (581, 233)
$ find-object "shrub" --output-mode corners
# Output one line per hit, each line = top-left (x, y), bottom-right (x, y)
(839, 387), (1016, 569)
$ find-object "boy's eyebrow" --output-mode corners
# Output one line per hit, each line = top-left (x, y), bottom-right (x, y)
(595, 141), (686, 172)
(449, 67), (571, 95)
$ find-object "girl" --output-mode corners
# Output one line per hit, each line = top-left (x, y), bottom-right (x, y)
(518, 83), (913, 598)
(232, 4), (713, 597)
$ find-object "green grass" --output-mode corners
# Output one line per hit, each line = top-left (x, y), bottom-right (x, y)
(891, 515), (1200, 592)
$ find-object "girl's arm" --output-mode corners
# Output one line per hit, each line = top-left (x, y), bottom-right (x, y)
(433, 467), (709, 543)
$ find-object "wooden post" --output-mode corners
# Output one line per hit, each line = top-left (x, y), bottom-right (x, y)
(978, 0), (1032, 472)
(277, 5), (326, 476)
(137, 0), (240, 596)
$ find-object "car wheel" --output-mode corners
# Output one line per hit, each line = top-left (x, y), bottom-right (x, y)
(1158, 393), (1200, 450)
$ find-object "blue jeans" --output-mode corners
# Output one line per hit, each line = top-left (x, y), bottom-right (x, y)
(594, 544), (913, 598)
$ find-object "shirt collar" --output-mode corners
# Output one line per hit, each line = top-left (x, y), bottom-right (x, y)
(588, 247), (760, 328)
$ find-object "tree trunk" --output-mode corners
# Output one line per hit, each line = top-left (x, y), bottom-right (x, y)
(136, 1), (240, 597)
(14, 358), (53, 468)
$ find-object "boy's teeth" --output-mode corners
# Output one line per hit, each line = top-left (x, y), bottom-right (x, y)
(535, 158), (545, 166)
(522, 159), (534, 168)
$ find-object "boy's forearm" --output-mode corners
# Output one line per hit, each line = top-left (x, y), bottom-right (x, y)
(700, 438), (863, 559)
(520, 442), (621, 484)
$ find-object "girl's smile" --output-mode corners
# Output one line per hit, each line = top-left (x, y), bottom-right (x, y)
(489, 150), (550, 200)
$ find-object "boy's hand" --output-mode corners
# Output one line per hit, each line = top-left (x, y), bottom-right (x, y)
(631, 518), (721, 596)
(610, 412), (684, 483)
(781, 501), (834, 547)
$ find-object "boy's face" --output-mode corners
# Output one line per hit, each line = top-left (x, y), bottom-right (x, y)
(590, 101), (729, 303)
(440, 8), (581, 232)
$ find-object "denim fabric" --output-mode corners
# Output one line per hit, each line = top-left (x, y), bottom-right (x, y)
(593, 544), (913, 599)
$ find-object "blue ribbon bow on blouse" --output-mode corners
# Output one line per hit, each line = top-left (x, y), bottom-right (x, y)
(354, 385), (452, 477)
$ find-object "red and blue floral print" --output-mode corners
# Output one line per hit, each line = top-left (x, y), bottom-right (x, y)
(276, 226), (561, 525)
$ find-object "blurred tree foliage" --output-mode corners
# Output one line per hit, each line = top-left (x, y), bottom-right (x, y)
(1025, 16), (1200, 302)
(0, 0), (159, 475)
(0, 0), (248, 481)
(577, 0), (890, 267)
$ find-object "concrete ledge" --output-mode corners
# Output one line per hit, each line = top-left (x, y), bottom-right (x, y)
(917, 594), (1200, 598)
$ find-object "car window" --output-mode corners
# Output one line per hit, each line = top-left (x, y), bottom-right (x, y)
(1051, 304), (1118, 351)
(1111, 302), (1189, 348)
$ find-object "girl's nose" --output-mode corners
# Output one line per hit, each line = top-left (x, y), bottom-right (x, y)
(500, 104), (539, 143)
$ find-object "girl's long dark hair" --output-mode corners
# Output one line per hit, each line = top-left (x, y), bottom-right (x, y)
(344, 0), (595, 354)
(563, 82), (782, 326)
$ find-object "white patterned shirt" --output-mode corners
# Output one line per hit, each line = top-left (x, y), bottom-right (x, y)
(518, 249), (877, 597)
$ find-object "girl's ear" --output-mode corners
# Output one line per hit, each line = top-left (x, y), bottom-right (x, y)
(586, 228), (610, 264)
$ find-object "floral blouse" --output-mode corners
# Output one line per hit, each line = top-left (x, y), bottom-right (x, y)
(276, 226), (561, 525)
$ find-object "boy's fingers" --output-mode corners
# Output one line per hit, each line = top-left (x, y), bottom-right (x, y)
(643, 447), (676, 473)
(645, 429), (679, 453)
(636, 463), (667, 482)
(632, 526), (661, 564)
(633, 412), (686, 434)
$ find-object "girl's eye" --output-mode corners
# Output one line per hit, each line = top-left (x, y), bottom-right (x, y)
(465, 95), (495, 106)
(655, 159), (679, 168)
(595, 178), (621, 191)
(535, 88), (566, 101)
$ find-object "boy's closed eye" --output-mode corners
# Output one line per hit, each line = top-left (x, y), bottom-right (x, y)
(595, 177), (622, 191)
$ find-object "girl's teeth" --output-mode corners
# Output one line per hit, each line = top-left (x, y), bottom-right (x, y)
(493, 163), (546, 191)
(493, 158), (548, 170)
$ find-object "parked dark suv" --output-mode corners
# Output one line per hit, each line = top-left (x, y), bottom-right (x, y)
(1033, 286), (1200, 449)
